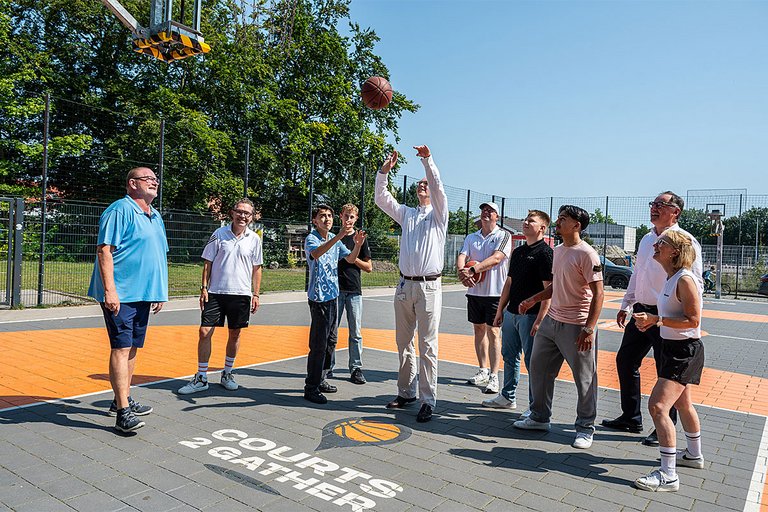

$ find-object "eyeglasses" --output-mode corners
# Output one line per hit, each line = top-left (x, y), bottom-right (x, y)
(232, 209), (253, 217)
(132, 176), (160, 184)
(654, 238), (677, 249)
(649, 201), (677, 209)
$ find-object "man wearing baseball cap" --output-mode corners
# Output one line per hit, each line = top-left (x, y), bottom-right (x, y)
(458, 201), (512, 395)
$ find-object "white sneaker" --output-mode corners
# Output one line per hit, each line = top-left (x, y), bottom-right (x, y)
(634, 468), (679, 492)
(467, 369), (490, 385)
(520, 408), (532, 419)
(572, 431), (593, 449)
(513, 417), (551, 431)
(220, 372), (238, 391)
(483, 374), (500, 394)
(178, 374), (208, 394)
(482, 394), (516, 409)
(676, 449), (704, 469)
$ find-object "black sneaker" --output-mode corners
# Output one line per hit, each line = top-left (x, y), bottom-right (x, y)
(108, 396), (153, 417)
(642, 430), (660, 446)
(115, 408), (145, 432)
(319, 381), (337, 393)
(350, 368), (367, 385)
(304, 390), (328, 404)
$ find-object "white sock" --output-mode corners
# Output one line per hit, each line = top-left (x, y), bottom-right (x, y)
(684, 431), (702, 458)
(224, 356), (236, 374)
(197, 362), (208, 380)
(480, 368), (489, 374)
(660, 446), (677, 478)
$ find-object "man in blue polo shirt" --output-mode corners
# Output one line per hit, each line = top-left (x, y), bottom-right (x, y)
(89, 167), (168, 433)
(304, 204), (366, 405)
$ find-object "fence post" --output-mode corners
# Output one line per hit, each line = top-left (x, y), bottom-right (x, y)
(11, 198), (23, 307)
(465, 189), (471, 236)
(244, 138), (250, 198)
(500, 197), (505, 229)
(549, 197), (554, 240)
(359, 164), (367, 230)
(402, 175), (407, 205)
(305, 154), (316, 292)
(735, 194), (743, 297)
(602, 196), (609, 262)
(37, 93), (50, 306)
(158, 119), (165, 212)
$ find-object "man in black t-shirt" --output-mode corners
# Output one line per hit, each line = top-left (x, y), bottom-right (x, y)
(485, 210), (553, 414)
(331, 204), (373, 384)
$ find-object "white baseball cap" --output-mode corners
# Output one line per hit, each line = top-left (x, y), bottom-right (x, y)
(479, 202), (500, 215)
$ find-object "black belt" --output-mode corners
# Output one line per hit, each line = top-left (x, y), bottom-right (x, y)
(633, 303), (658, 314)
(400, 273), (441, 282)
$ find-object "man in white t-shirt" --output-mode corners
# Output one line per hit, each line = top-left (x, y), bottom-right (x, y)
(178, 198), (263, 394)
(457, 202), (512, 395)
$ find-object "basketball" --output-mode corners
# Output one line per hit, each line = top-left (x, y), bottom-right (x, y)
(333, 419), (401, 443)
(465, 260), (486, 284)
(361, 76), (393, 110)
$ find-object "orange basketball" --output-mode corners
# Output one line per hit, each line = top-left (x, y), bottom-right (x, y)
(465, 260), (486, 284)
(333, 419), (401, 442)
(361, 76), (393, 110)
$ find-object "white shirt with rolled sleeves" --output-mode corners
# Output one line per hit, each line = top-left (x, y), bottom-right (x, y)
(374, 155), (448, 408)
(374, 156), (449, 276)
(460, 227), (512, 297)
(620, 223), (703, 312)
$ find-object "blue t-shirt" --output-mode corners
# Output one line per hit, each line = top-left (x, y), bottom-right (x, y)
(305, 229), (351, 302)
(88, 196), (169, 303)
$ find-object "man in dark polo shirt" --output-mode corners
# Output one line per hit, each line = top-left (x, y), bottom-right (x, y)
(331, 203), (373, 384)
(486, 210), (553, 414)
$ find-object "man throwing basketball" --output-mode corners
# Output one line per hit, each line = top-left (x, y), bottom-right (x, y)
(375, 145), (449, 423)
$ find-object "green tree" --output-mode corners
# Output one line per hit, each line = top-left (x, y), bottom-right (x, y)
(635, 223), (650, 251)
(590, 208), (615, 225)
(448, 207), (471, 235)
(678, 208), (712, 245)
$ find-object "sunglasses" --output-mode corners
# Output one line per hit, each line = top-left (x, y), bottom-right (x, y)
(648, 201), (678, 209)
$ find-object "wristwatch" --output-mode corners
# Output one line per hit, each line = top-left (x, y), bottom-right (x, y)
(200, 285), (207, 291)
(582, 326), (594, 335)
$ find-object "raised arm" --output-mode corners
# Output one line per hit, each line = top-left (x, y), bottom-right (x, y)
(416, 145), (448, 228)
(374, 151), (406, 225)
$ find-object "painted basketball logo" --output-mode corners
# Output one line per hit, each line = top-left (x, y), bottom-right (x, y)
(317, 417), (411, 450)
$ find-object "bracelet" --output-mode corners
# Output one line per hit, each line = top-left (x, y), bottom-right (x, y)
(200, 286), (207, 291)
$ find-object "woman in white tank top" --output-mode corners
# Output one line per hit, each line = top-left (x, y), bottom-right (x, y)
(630, 229), (704, 493)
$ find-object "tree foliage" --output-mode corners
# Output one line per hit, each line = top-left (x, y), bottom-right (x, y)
(0, 0), (418, 232)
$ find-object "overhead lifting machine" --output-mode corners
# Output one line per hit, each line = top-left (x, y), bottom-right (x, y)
(100, 0), (210, 62)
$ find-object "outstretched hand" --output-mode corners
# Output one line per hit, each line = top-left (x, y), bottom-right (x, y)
(353, 229), (367, 245)
(380, 151), (398, 174)
(413, 145), (431, 158)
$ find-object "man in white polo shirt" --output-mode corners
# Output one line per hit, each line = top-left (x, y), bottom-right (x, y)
(375, 145), (448, 423)
(178, 198), (263, 394)
(457, 201), (512, 395)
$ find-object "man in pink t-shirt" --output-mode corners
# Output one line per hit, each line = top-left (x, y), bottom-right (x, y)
(513, 205), (604, 450)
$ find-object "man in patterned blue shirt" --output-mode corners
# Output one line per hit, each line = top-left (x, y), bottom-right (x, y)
(304, 204), (366, 404)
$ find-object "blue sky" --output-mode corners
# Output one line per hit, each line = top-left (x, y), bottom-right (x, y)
(347, 0), (767, 200)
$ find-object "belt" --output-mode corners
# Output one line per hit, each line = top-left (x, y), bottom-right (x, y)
(400, 273), (441, 282)
(633, 303), (658, 314)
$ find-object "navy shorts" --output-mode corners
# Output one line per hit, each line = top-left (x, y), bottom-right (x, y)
(201, 293), (251, 329)
(467, 295), (501, 326)
(101, 302), (151, 349)
(659, 338), (704, 385)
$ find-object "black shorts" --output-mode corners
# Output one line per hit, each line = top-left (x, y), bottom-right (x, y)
(467, 295), (501, 326)
(658, 338), (704, 385)
(201, 294), (251, 329)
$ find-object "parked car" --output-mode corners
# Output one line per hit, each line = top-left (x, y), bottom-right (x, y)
(599, 256), (633, 289)
(759, 274), (768, 296)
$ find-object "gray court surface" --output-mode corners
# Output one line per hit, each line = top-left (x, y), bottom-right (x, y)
(1, 287), (767, 511)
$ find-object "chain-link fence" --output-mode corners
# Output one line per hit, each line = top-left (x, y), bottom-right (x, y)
(2, 95), (767, 307)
